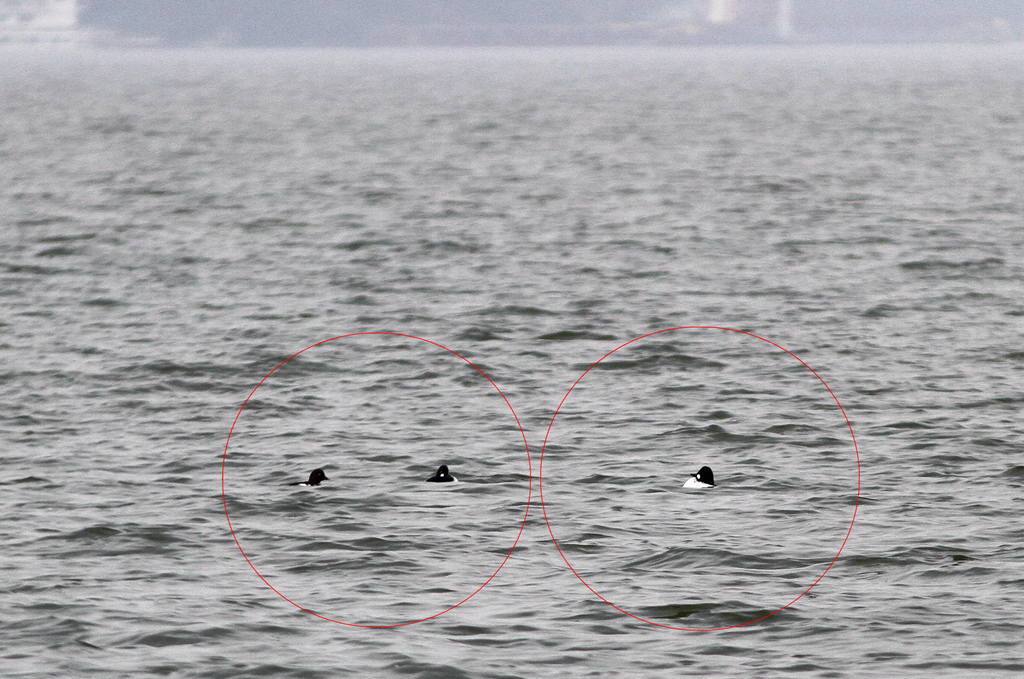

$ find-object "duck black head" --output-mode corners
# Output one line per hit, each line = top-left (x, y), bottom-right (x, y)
(307, 468), (329, 485)
(692, 466), (714, 486)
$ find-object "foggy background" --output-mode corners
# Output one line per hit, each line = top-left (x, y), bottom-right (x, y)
(77, 0), (1024, 46)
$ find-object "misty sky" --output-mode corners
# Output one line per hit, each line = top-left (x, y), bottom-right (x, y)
(78, 1), (1024, 45)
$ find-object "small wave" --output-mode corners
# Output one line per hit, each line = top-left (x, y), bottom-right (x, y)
(118, 627), (235, 648)
(35, 245), (83, 257)
(455, 327), (507, 341)
(1002, 466), (1024, 478)
(81, 298), (124, 307)
(16, 216), (73, 227)
(333, 238), (392, 252)
(347, 537), (418, 551)
(58, 525), (121, 540)
(623, 546), (823, 571)
(971, 438), (1008, 447)
(576, 474), (619, 484)
(861, 304), (902, 318)
(872, 421), (934, 433)
(293, 540), (359, 552)
(580, 354), (726, 371)
(926, 453), (983, 463)
(2, 472), (55, 485)
(441, 624), (498, 638)
(116, 359), (237, 379)
(0, 261), (70, 275)
(37, 523), (194, 558)
(553, 540), (607, 555)
(906, 661), (1024, 672)
(844, 545), (973, 569)
(246, 354), (344, 379)
(640, 601), (806, 625)
(538, 330), (618, 341)
(639, 601), (718, 620)
(162, 378), (234, 393)
(416, 239), (486, 254)
(582, 359), (642, 369)
(385, 658), (474, 679)
(473, 304), (558, 317)
(756, 478), (815, 492)
(734, 177), (811, 194)
(956, 392), (1024, 410)
(323, 555), (421, 574)
(918, 566), (997, 579)
(765, 423), (822, 434)
(790, 436), (848, 449)
(655, 424), (769, 445)
(359, 189), (400, 204)
(239, 217), (310, 230)
(900, 258), (1004, 271)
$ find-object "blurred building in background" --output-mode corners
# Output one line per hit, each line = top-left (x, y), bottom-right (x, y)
(707, 0), (739, 25)
(0, 0), (79, 43)
(703, 0), (795, 40)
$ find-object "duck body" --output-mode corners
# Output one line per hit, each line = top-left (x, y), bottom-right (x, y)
(683, 465), (714, 489)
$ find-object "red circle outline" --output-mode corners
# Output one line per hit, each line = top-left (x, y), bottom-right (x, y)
(538, 327), (860, 631)
(222, 332), (532, 628)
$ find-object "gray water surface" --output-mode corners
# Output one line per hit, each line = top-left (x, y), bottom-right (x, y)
(2, 44), (1023, 677)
